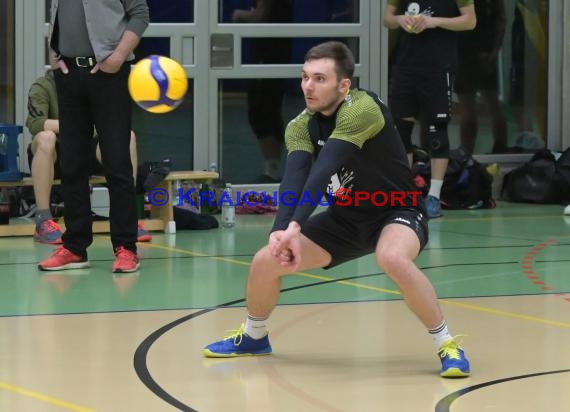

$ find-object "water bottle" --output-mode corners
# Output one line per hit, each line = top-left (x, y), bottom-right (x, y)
(0, 133), (7, 171)
(0, 133), (7, 155)
(221, 183), (236, 228)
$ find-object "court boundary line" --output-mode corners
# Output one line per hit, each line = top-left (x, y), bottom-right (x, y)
(435, 369), (570, 412)
(133, 242), (570, 410)
(0, 382), (95, 412)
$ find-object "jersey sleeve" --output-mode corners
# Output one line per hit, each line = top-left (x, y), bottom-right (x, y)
(330, 93), (385, 149)
(25, 82), (50, 137)
(285, 110), (315, 154)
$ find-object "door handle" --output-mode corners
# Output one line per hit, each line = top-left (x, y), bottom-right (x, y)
(211, 34), (233, 68)
(212, 46), (232, 52)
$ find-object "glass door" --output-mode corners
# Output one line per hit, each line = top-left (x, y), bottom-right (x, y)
(211, 0), (371, 184)
(135, 0), (374, 184)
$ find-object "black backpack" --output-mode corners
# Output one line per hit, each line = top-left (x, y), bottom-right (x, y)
(440, 147), (495, 209)
(502, 148), (570, 204)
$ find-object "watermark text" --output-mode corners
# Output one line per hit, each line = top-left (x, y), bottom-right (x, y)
(147, 188), (422, 208)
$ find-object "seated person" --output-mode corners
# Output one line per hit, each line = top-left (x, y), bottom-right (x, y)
(26, 69), (151, 244)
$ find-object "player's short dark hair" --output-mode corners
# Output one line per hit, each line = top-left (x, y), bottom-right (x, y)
(304, 41), (355, 81)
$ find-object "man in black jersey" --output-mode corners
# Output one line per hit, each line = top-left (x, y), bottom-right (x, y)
(384, 0), (476, 218)
(204, 41), (470, 378)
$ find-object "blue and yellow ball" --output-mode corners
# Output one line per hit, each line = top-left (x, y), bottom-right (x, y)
(128, 55), (188, 114)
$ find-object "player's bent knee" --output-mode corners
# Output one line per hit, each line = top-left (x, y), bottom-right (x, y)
(251, 247), (292, 277)
(33, 131), (57, 154)
(35, 130), (57, 144)
(376, 248), (406, 273)
(426, 122), (450, 158)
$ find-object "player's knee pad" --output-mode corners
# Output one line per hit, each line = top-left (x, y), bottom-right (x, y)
(395, 118), (415, 153)
(426, 122), (450, 158)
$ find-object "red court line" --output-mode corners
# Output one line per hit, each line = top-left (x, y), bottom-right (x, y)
(521, 240), (569, 302)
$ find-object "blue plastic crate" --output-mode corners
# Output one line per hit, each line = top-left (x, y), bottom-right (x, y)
(0, 124), (23, 181)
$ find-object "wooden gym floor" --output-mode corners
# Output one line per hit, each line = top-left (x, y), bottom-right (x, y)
(0, 201), (569, 411)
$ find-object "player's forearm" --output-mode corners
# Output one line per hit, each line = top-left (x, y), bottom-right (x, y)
(271, 150), (312, 232)
(112, 30), (141, 62)
(383, 6), (401, 29)
(433, 4), (476, 32)
(432, 14), (476, 31)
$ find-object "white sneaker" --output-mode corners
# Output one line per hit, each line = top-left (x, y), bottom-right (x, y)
(564, 204), (570, 215)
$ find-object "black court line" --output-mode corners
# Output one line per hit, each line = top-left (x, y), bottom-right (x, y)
(4, 258), (569, 318)
(133, 266), (570, 411)
(435, 369), (570, 412)
(133, 272), (400, 411)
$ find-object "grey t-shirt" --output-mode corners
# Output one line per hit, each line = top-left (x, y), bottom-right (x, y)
(56, 0), (94, 57)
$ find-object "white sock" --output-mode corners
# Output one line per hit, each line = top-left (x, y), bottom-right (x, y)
(429, 320), (452, 349)
(428, 179), (444, 199)
(35, 209), (53, 226)
(244, 314), (268, 339)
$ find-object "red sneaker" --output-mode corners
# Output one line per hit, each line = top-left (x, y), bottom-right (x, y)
(34, 219), (63, 244)
(38, 246), (90, 271)
(137, 221), (152, 242)
(112, 246), (139, 273)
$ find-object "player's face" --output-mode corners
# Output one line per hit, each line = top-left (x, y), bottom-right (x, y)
(301, 58), (350, 116)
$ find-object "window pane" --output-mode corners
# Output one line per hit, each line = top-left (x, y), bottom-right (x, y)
(219, 0), (359, 23)
(387, 0), (549, 155)
(219, 77), (360, 184)
(132, 79), (194, 171)
(147, 0), (194, 23)
(45, 0), (195, 23)
(455, 0), (548, 154)
(241, 37), (360, 65)
(133, 38), (171, 63)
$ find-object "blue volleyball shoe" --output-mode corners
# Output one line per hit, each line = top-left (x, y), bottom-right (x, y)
(426, 195), (443, 219)
(438, 337), (470, 378)
(203, 324), (272, 358)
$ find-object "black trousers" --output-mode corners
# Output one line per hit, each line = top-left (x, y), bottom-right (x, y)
(54, 63), (137, 257)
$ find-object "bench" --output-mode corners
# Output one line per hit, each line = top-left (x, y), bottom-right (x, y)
(0, 170), (218, 237)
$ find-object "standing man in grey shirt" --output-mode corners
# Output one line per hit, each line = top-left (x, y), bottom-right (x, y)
(39, 0), (149, 273)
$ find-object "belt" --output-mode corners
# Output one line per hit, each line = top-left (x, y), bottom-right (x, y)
(61, 56), (96, 68)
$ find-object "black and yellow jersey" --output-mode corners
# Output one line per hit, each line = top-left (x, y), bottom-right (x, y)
(274, 88), (424, 229)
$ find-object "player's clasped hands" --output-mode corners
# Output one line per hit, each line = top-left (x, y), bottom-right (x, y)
(269, 227), (301, 270)
(399, 14), (436, 34)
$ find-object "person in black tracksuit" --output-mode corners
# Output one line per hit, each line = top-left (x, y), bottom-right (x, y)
(40, 0), (149, 273)
(203, 41), (471, 378)
(383, 0), (476, 218)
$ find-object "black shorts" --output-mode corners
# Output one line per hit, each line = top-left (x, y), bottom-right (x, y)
(28, 136), (103, 179)
(389, 68), (453, 123)
(301, 207), (428, 268)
